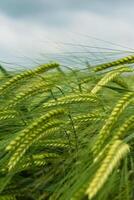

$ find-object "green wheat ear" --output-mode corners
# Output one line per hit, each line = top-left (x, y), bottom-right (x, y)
(94, 54), (134, 72)
(91, 66), (133, 94)
(85, 140), (130, 199)
(93, 91), (133, 156)
(43, 93), (98, 108)
(0, 62), (59, 95)
(0, 54), (133, 200)
(6, 108), (65, 152)
(6, 81), (52, 109)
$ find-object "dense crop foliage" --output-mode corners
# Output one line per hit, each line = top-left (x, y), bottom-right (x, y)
(0, 54), (134, 200)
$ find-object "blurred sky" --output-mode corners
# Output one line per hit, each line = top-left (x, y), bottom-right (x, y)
(0, 0), (134, 68)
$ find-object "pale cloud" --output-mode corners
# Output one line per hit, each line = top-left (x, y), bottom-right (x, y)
(0, 13), (65, 66)
(0, 1), (134, 69)
(70, 11), (134, 47)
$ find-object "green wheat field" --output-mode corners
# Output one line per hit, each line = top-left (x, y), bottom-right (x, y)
(0, 53), (134, 200)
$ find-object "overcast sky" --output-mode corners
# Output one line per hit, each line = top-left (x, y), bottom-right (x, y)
(0, 0), (134, 69)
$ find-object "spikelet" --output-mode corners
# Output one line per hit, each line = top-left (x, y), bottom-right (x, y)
(93, 91), (133, 155)
(19, 159), (47, 170)
(85, 140), (130, 199)
(6, 108), (65, 152)
(94, 54), (134, 72)
(0, 62), (59, 95)
(0, 114), (16, 121)
(43, 93), (97, 108)
(0, 110), (18, 121)
(31, 160), (47, 167)
(91, 67), (132, 94)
